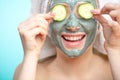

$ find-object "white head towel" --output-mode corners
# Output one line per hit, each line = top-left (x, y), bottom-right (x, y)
(30, 0), (120, 59)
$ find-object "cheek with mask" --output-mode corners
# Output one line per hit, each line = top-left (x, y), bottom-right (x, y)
(49, 0), (98, 57)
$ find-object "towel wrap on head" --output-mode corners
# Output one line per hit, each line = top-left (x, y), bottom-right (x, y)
(30, 0), (120, 59)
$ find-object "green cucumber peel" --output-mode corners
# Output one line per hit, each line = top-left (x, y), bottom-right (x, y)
(52, 4), (67, 21)
(78, 3), (94, 19)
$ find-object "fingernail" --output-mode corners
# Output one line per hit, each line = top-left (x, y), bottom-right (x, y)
(91, 9), (100, 15)
(91, 10), (97, 14)
(49, 12), (55, 16)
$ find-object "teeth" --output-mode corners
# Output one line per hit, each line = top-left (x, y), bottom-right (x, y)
(64, 36), (83, 41)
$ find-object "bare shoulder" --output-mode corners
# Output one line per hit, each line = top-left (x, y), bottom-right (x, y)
(13, 63), (22, 80)
(36, 55), (56, 80)
(93, 49), (110, 69)
(92, 49), (113, 80)
(37, 55), (56, 69)
(93, 48), (108, 60)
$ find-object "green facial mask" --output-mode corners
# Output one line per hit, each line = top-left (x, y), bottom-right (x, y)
(49, 0), (98, 57)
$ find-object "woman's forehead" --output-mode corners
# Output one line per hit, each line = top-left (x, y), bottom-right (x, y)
(50, 0), (98, 9)
(51, 0), (96, 4)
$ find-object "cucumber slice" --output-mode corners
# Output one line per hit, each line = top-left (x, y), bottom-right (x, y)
(51, 4), (67, 21)
(78, 3), (94, 19)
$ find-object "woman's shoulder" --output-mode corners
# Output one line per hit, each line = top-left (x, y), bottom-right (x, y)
(37, 55), (56, 70)
(38, 55), (56, 64)
(93, 48), (108, 61)
(36, 55), (56, 80)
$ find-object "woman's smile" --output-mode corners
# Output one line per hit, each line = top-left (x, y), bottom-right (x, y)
(61, 32), (86, 50)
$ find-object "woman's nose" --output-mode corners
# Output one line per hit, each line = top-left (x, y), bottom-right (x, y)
(66, 11), (81, 32)
(66, 27), (80, 32)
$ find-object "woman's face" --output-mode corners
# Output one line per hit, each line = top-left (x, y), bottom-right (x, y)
(49, 0), (98, 57)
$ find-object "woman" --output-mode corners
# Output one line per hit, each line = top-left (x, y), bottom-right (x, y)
(14, 0), (120, 80)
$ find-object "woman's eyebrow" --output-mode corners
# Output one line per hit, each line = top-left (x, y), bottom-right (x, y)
(51, 3), (69, 7)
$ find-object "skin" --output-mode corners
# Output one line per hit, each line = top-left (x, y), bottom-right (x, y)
(14, 0), (120, 80)
(49, 0), (98, 57)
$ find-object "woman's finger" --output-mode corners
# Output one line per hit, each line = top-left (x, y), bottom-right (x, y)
(29, 27), (48, 37)
(23, 26), (48, 41)
(19, 18), (49, 32)
(109, 20), (120, 36)
(93, 15), (112, 39)
(94, 15), (120, 36)
(30, 13), (54, 21)
(109, 10), (120, 23)
(94, 15), (108, 27)
(101, 3), (120, 14)
(21, 13), (54, 30)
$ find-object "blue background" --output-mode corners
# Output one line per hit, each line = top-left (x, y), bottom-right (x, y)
(0, 0), (30, 80)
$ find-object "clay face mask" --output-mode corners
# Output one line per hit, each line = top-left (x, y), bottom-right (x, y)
(49, 0), (98, 57)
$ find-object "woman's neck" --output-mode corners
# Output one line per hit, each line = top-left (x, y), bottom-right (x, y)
(52, 46), (95, 75)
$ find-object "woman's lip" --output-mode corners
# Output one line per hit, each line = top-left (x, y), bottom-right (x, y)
(61, 32), (86, 50)
(61, 32), (86, 36)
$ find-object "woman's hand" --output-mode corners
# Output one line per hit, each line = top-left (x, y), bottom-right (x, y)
(92, 3), (120, 80)
(15, 13), (54, 80)
(92, 3), (120, 52)
(18, 13), (54, 58)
